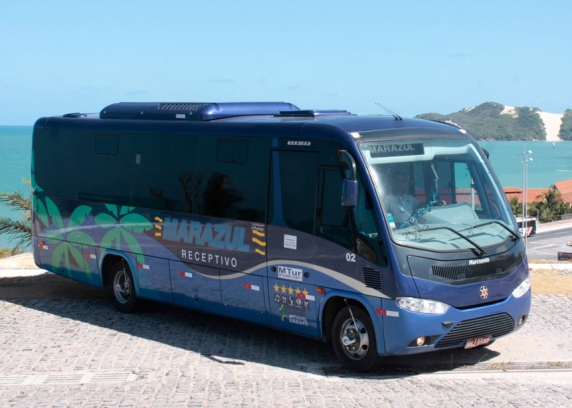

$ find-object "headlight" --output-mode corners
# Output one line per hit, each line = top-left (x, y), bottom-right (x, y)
(396, 297), (450, 314)
(512, 277), (531, 298)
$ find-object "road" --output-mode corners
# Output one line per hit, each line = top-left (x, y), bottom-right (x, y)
(526, 223), (572, 261)
(0, 271), (571, 407)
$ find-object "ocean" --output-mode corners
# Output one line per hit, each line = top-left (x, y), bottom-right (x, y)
(480, 140), (572, 189)
(1, 126), (571, 249)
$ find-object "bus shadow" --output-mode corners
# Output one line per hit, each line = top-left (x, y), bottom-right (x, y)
(1, 273), (502, 377)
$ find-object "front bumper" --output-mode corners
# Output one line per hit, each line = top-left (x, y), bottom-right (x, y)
(380, 288), (531, 356)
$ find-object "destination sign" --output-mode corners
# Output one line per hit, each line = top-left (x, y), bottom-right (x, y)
(369, 143), (424, 158)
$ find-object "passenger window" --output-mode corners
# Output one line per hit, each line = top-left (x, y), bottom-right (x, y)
(78, 132), (132, 205)
(131, 133), (195, 212)
(34, 129), (79, 199)
(217, 140), (248, 164)
(278, 151), (318, 235)
(195, 137), (270, 222)
(95, 135), (119, 156)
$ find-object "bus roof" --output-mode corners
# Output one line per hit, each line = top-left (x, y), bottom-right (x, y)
(35, 101), (471, 141)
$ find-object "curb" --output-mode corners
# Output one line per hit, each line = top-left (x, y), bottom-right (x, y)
(0, 269), (47, 278)
(529, 263), (572, 271)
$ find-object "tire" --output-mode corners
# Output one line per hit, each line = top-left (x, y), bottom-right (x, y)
(109, 260), (139, 313)
(332, 306), (381, 372)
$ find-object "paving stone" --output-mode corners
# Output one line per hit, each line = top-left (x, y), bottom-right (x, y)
(0, 294), (570, 407)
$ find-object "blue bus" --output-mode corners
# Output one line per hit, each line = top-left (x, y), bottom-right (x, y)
(31, 102), (531, 371)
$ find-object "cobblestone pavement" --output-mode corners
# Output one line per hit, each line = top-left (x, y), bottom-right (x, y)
(0, 275), (571, 407)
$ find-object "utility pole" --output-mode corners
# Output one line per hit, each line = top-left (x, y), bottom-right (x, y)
(519, 146), (533, 251)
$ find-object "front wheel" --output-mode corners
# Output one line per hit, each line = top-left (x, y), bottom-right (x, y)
(332, 306), (381, 372)
(109, 261), (139, 313)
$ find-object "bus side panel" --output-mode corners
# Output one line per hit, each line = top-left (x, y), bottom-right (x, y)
(220, 270), (269, 326)
(81, 244), (102, 287)
(34, 236), (101, 287)
(170, 261), (223, 315)
(267, 273), (320, 337)
(136, 256), (173, 304)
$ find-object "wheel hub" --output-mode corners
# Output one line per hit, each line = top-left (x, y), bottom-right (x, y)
(114, 271), (131, 303)
(341, 319), (369, 359)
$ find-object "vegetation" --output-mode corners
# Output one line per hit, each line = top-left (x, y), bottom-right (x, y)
(528, 186), (572, 222)
(509, 196), (522, 217)
(416, 102), (546, 141)
(0, 182), (31, 257)
(559, 110), (572, 141)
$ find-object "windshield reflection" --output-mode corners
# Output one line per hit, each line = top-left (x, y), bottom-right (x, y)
(359, 138), (518, 252)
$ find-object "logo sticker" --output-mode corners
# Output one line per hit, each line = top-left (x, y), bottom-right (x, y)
(480, 286), (489, 299)
(369, 143), (424, 158)
(284, 234), (297, 250)
(469, 258), (490, 265)
(278, 266), (303, 282)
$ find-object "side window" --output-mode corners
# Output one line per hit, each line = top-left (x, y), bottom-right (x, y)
(217, 140), (248, 163)
(354, 175), (388, 266)
(78, 132), (132, 205)
(277, 151), (318, 235)
(95, 135), (119, 156)
(195, 137), (270, 222)
(316, 168), (353, 249)
(131, 133), (196, 212)
(34, 129), (79, 199)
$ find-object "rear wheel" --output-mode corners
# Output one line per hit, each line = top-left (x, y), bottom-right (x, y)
(109, 261), (139, 313)
(332, 306), (380, 372)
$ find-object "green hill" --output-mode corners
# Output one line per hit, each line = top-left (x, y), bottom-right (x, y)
(415, 102), (547, 141)
(560, 110), (572, 141)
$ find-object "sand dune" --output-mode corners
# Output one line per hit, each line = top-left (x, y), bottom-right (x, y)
(501, 105), (563, 141)
(537, 111), (564, 142)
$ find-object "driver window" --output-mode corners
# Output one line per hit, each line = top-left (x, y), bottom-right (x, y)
(315, 168), (353, 250)
(353, 176), (388, 266)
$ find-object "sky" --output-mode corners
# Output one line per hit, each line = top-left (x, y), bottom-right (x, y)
(1, 0), (571, 126)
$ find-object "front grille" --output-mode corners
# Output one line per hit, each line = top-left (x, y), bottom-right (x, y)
(159, 103), (204, 111)
(363, 267), (382, 290)
(435, 313), (514, 348)
(432, 253), (521, 281)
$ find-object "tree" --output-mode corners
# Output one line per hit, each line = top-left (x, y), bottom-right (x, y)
(534, 185), (572, 222)
(509, 196), (522, 217)
(0, 182), (31, 256)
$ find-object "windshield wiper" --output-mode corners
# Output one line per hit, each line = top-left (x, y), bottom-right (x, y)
(460, 221), (520, 241)
(398, 226), (486, 256)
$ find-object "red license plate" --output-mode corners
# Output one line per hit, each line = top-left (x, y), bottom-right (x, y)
(464, 335), (492, 349)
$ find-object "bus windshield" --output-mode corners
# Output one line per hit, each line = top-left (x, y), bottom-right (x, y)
(359, 138), (518, 252)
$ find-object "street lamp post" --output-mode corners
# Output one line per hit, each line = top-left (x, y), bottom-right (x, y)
(519, 147), (533, 250)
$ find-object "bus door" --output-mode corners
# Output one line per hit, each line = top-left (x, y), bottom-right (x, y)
(266, 150), (322, 336)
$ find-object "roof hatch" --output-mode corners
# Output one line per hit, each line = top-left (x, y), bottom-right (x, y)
(99, 102), (300, 121)
(276, 109), (354, 117)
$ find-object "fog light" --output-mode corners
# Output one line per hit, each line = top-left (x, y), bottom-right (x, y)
(416, 336), (426, 346)
(517, 315), (526, 326)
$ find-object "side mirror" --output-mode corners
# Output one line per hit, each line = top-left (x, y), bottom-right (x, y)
(342, 179), (358, 207)
(338, 150), (356, 180)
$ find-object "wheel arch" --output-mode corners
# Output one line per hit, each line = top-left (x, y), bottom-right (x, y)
(100, 251), (139, 294)
(320, 292), (385, 355)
